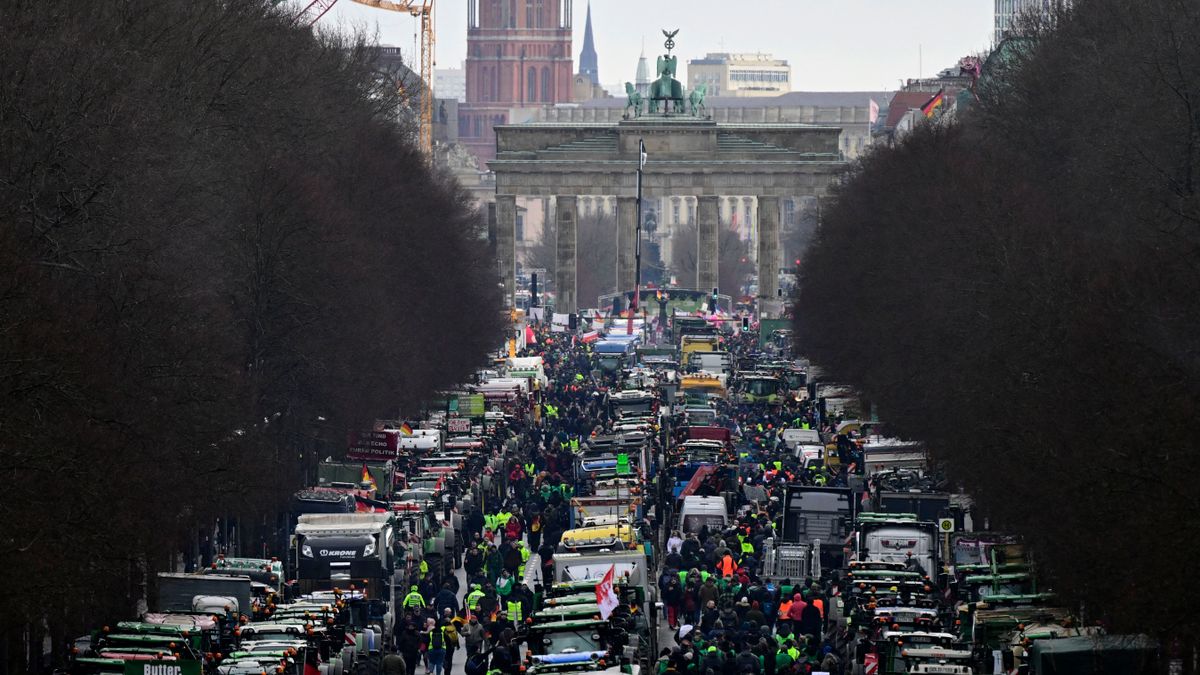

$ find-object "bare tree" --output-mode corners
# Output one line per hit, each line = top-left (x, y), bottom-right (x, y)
(0, 0), (502, 668)
(794, 0), (1200, 641)
(670, 223), (755, 296)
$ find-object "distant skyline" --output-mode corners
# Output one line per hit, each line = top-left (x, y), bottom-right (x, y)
(318, 0), (994, 92)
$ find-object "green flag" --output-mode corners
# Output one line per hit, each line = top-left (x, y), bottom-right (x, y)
(616, 453), (630, 475)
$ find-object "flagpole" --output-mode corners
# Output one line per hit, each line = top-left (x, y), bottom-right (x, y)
(629, 138), (645, 338)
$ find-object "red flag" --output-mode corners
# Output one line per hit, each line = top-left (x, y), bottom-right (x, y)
(525, 325), (536, 344)
(595, 564), (619, 619)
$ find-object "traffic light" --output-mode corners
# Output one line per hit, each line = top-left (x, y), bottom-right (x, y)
(568, 313), (578, 330)
(741, 316), (750, 330)
(530, 272), (539, 307)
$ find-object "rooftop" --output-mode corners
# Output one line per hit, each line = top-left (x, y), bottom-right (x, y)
(563, 90), (893, 111)
(884, 91), (937, 129)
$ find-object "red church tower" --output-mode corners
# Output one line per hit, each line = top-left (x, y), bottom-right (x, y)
(460, 0), (575, 162)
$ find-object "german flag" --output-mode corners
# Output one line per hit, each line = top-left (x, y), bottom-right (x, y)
(921, 89), (946, 118)
(399, 422), (413, 435)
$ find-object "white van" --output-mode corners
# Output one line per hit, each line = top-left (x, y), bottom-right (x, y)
(781, 428), (821, 448)
(507, 356), (548, 389)
(678, 495), (729, 535)
(795, 444), (825, 463)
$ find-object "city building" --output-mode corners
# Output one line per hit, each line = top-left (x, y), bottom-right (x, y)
(536, 90), (883, 160)
(434, 66), (466, 102)
(458, 0), (575, 162)
(995, 0), (1064, 43)
(686, 52), (791, 97)
(878, 90), (939, 144)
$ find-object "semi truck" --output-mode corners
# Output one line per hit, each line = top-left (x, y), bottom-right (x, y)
(767, 485), (856, 578)
(853, 512), (939, 581)
(155, 572), (252, 617)
(292, 513), (395, 587)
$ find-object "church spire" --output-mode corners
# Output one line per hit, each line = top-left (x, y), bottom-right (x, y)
(635, 35), (650, 91)
(578, 1), (599, 85)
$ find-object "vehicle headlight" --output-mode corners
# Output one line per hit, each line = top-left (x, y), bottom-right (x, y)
(363, 542), (375, 557)
(302, 544), (313, 558)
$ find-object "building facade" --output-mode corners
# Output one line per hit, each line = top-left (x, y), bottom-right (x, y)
(434, 67), (466, 103)
(687, 52), (791, 97)
(535, 91), (883, 160)
(994, 0), (1062, 43)
(459, 0), (575, 162)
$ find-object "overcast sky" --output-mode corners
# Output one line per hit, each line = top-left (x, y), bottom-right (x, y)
(320, 0), (994, 92)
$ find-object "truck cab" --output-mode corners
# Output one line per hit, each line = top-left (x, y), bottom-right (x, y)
(292, 513), (394, 585)
(677, 495), (729, 535)
(855, 512), (938, 580)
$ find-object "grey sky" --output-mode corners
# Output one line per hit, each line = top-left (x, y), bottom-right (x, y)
(319, 1), (994, 92)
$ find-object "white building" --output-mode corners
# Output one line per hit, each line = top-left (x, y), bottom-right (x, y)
(995, 0), (1064, 43)
(434, 67), (466, 103)
(686, 52), (791, 97)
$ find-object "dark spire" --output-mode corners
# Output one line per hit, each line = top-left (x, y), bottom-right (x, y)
(578, 1), (599, 85)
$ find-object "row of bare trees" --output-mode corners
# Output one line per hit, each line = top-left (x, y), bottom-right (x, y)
(0, 0), (503, 669)
(796, 0), (1200, 639)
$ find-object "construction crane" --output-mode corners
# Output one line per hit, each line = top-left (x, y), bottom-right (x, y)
(293, 0), (436, 155)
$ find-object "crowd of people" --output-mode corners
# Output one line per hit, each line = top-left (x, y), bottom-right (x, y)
(382, 319), (874, 675)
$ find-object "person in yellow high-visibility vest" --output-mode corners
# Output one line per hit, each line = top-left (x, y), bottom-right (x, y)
(505, 598), (523, 623)
(739, 539), (755, 561)
(465, 584), (485, 616)
(403, 585), (426, 609)
(515, 541), (530, 581)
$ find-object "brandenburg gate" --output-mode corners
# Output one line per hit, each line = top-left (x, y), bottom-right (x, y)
(488, 33), (846, 314)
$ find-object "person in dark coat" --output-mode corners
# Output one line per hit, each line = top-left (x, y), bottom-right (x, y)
(464, 647), (491, 675)
(502, 542), (523, 574)
(434, 583), (459, 617)
(538, 540), (556, 583)
(467, 507), (485, 537)
(756, 637), (778, 675)
(464, 545), (484, 578)
(395, 619), (422, 675)
(797, 600), (823, 642)
(734, 646), (761, 675)
(527, 509), (543, 552)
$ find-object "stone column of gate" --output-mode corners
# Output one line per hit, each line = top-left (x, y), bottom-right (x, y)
(496, 194), (517, 304)
(696, 195), (720, 293)
(616, 196), (637, 294)
(757, 195), (781, 303)
(555, 195), (578, 314)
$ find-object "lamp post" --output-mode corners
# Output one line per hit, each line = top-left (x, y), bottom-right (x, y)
(628, 139), (646, 336)
(657, 290), (670, 344)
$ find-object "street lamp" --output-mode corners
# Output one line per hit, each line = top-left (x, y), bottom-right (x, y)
(628, 139), (647, 336)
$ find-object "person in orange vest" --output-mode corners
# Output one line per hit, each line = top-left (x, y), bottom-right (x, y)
(777, 596), (794, 635)
(718, 552), (736, 578)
